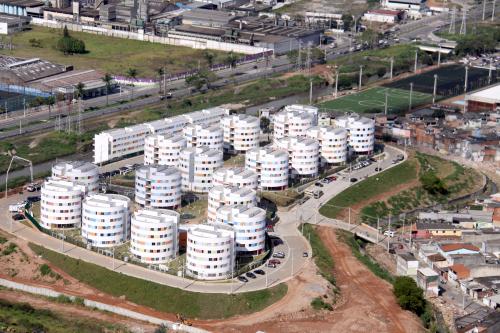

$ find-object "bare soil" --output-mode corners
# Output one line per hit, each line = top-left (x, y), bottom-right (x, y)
(366, 243), (397, 275)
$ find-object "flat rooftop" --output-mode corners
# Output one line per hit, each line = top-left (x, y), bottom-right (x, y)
(466, 84), (500, 104)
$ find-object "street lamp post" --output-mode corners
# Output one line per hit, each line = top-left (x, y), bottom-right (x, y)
(389, 57), (394, 80)
(408, 82), (413, 112)
(432, 74), (438, 104)
(358, 65), (363, 91)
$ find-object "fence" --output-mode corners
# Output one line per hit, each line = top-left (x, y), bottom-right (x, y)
(0, 84), (52, 112)
(0, 278), (208, 333)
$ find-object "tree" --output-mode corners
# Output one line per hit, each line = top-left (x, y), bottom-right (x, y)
(359, 29), (381, 49)
(185, 69), (216, 91)
(101, 73), (113, 106)
(420, 171), (448, 195)
(157, 67), (165, 95)
(46, 95), (55, 118)
(56, 25), (86, 55)
(393, 276), (426, 315)
(126, 68), (138, 99)
(341, 14), (354, 31)
(75, 82), (85, 100)
(260, 116), (270, 133)
(203, 50), (215, 67)
(224, 51), (238, 69)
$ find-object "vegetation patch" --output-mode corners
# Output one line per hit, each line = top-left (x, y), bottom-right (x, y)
(29, 243), (288, 319)
(311, 297), (333, 311)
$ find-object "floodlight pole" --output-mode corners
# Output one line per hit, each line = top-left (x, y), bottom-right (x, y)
(358, 65), (363, 91)
(334, 68), (339, 99)
(464, 65), (469, 93)
(437, 45), (442, 67)
(384, 91), (388, 115)
(414, 50), (418, 73)
(5, 156), (33, 198)
(408, 83), (413, 112)
(488, 58), (493, 85)
(492, 0), (496, 22)
(390, 57), (394, 80)
(482, 0), (487, 20)
(432, 74), (438, 104)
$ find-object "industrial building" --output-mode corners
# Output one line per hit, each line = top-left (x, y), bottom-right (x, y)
(207, 185), (257, 222)
(186, 223), (235, 280)
(275, 136), (319, 178)
(135, 165), (182, 209)
(130, 209), (180, 264)
(465, 84), (500, 113)
(221, 114), (260, 154)
(0, 0), (43, 18)
(0, 13), (29, 34)
(212, 167), (258, 189)
(178, 146), (223, 193)
(81, 194), (132, 248)
(245, 145), (289, 191)
(215, 204), (266, 255)
(144, 134), (187, 167)
(306, 126), (348, 165)
(40, 179), (85, 230)
(51, 161), (100, 194)
(0, 55), (67, 85)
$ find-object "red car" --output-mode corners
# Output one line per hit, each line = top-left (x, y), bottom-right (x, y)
(328, 176), (337, 181)
(268, 259), (281, 265)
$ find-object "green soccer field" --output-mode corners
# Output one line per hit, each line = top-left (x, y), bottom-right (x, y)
(318, 87), (435, 114)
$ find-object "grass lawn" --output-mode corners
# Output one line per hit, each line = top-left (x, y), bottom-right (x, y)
(318, 87), (434, 114)
(0, 26), (228, 77)
(29, 243), (288, 320)
(0, 298), (130, 333)
(319, 159), (418, 219)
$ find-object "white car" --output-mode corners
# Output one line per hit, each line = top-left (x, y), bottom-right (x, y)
(384, 230), (396, 238)
(9, 202), (25, 213)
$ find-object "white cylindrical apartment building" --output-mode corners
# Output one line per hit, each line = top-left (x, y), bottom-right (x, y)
(183, 123), (223, 150)
(179, 147), (223, 193)
(135, 165), (182, 209)
(144, 134), (187, 167)
(130, 209), (179, 264)
(40, 179), (85, 229)
(212, 167), (258, 190)
(273, 110), (316, 142)
(186, 224), (235, 280)
(275, 136), (319, 178)
(307, 126), (348, 165)
(81, 194), (132, 248)
(334, 114), (375, 155)
(207, 185), (257, 222)
(215, 205), (266, 255)
(221, 114), (260, 154)
(245, 145), (289, 191)
(284, 104), (319, 124)
(51, 161), (99, 194)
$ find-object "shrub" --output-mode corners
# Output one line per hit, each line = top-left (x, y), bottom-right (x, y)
(420, 171), (448, 195)
(40, 264), (52, 276)
(311, 297), (333, 311)
(56, 26), (86, 55)
(2, 243), (17, 256)
(393, 276), (426, 316)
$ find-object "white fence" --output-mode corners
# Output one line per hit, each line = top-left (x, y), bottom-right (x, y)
(31, 18), (269, 55)
(0, 277), (210, 333)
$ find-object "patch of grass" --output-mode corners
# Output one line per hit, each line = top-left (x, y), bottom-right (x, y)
(261, 188), (303, 207)
(337, 231), (394, 283)
(0, 298), (130, 333)
(39, 263), (62, 280)
(311, 297), (333, 311)
(29, 243), (288, 320)
(320, 159), (417, 219)
(2, 243), (17, 256)
(1, 26), (229, 77)
(0, 236), (7, 244)
(300, 223), (336, 287)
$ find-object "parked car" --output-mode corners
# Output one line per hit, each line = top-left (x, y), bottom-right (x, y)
(27, 196), (41, 203)
(314, 182), (324, 187)
(12, 213), (25, 221)
(9, 202), (25, 213)
(26, 183), (41, 192)
(273, 252), (285, 259)
(254, 269), (265, 275)
(268, 259), (281, 265)
(328, 176), (337, 181)
(320, 178), (330, 184)
(267, 263), (277, 268)
(238, 276), (248, 283)
(350, 178), (358, 183)
(384, 230), (396, 238)
(246, 272), (257, 279)
(375, 167), (382, 172)
(303, 252), (309, 257)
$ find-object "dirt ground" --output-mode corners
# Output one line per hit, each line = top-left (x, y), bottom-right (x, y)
(201, 228), (425, 333)
(366, 243), (397, 276)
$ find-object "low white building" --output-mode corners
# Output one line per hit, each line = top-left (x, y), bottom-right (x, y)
(381, 0), (424, 12)
(51, 161), (100, 194)
(245, 145), (289, 191)
(283, 104), (318, 124)
(40, 179), (85, 230)
(135, 165), (182, 209)
(221, 114), (260, 154)
(93, 107), (228, 164)
(306, 126), (348, 165)
(183, 123), (223, 150)
(212, 167), (258, 189)
(186, 224), (235, 280)
(207, 185), (257, 222)
(130, 209), (179, 264)
(179, 146), (223, 193)
(215, 205), (266, 255)
(273, 109), (316, 142)
(334, 114), (375, 155)
(81, 194), (132, 248)
(362, 9), (403, 23)
(275, 136), (319, 178)
(144, 134), (187, 167)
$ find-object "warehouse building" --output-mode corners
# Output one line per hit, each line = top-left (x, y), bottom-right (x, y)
(465, 84), (500, 113)
(0, 13), (29, 34)
(362, 9), (403, 23)
(0, 0), (43, 17)
(135, 165), (182, 209)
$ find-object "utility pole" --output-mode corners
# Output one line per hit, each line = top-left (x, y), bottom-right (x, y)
(414, 50), (418, 73)
(432, 74), (438, 104)
(488, 58), (493, 85)
(449, 7), (456, 34)
(387, 215), (391, 252)
(348, 207), (351, 225)
(334, 68), (339, 99)
(408, 82), (413, 112)
(358, 65), (363, 91)
(19, 119), (22, 134)
(492, 0), (496, 21)
(376, 217), (380, 243)
(163, 66), (167, 97)
(464, 65), (469, 93)
(384, 91), (388, 115)
(482, 0), (487, 20)
(389, 57), (394, 80)
(309, 78), (313, 105)
(23, 98), (26, 118)
(437, 45), (442, 67)
(460, 6), (467, 35)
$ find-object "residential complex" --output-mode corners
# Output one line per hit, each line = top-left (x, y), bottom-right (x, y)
(212, 167), (258, 190)
(183, 123), (224, 150)
(207, 185), (257, 222)
(178, 146), (224, 193)
(221, 114), (260, 154)
(275, 136), (319, 178)
(40, 179), (85, 230)
(81, 194), (132, 248)
(215, 205), (266, 255)
(130, 209), (180, 264)
(93, 107), (228, 164)
(245, 145), (289, 191)
(306, 126), (348, 165)
(51, 161), (100, 194)
(273, 109), (316, 142)
(186, 224), (236, 280)
(334, 114), (375, 155)
(144, 134), (187, 167)
(283, 104), (318, 124)
(135, 165), (182, 209)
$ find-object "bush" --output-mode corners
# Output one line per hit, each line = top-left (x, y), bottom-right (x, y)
(56, 26), (86, 55)
(2, 243), (17, 256)
(420, 171), (448, 195)
(393, 276), (426, 316)
(54, 295), (73, 304)
(40, 264), (52, 276)
(311, 297), (333, 311)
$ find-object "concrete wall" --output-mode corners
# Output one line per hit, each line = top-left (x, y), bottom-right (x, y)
(0, 277), (209, 333)
(31, 18), (269, 55)
(469, 265), (500, 278)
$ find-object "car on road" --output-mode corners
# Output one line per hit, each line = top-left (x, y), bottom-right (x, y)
(267, 263), (277, 268)
(246, 272), (257, 279)
(314, 182), (324, 187)
(238, 276), (248, 283)
(268, 259), (281, 265)
(273, 252), (285, 259)
(25, 183), (41, 192)
(320, 178), (330, 184)
(254, 269), (265, 275)
(303, 252), (309, 257)
(159, 93), (173, 100)
(9, 202), (25, 213)
(314, 190), (324, 199)
(327, 176), (337, 181)
(350, 178), (358, 183)
(297, 196), (310, 205)
(384, 230), (396, 237)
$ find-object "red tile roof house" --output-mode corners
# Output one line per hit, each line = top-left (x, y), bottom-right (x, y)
(448, 264), (471, 283)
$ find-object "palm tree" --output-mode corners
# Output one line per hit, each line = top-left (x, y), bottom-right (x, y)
(75, 82), (85, 100)
(126, 68), (138, 99)
(46, 95), (55, 118)
(101, 73), (113, 106)
(157, 67), (164, 95)
(224, 51), (238, 69)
